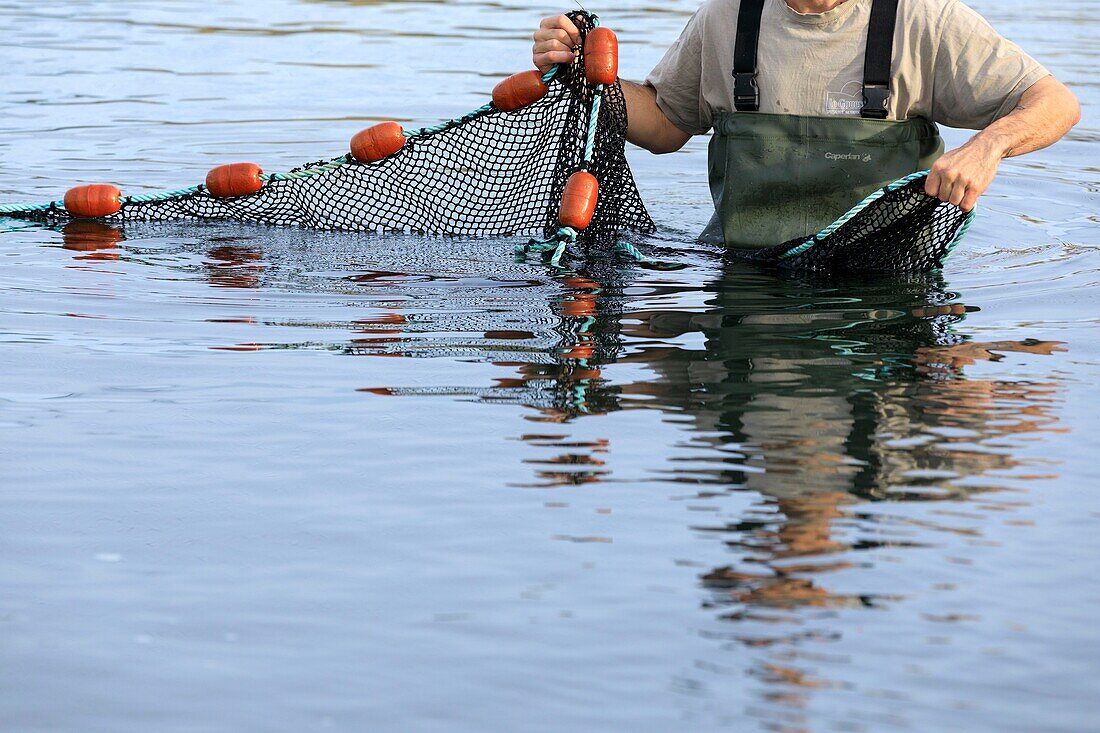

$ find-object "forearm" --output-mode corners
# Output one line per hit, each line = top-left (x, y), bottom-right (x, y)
(926, 76), (1080, 209)
(966, 76), (1081, 159)
(619, 80), (692, 154)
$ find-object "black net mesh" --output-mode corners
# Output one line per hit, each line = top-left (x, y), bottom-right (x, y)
(7, 12), (654, 247)
(733, 175), (973, 273)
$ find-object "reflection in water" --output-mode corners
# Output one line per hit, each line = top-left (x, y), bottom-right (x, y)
(1, 0), (1091, 727)
(520, 434), (611, 489)
(205, 239), (265, 288)
(362, 261), (1066, 721)
(61, 220), (123, 261)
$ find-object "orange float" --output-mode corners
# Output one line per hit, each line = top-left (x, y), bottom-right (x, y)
(584, 27), (618, 86)
(206, 162), (264, 198)
(559, 171), (599, 230)
(492, 70), (549, 112)
(350, 122), (406, 163)
(63, 184), (122, 219)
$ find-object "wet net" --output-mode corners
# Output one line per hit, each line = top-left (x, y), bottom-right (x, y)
(731, 171), (975, 273)
(1, 13), (653, 261)
(0, 10), (974, 273)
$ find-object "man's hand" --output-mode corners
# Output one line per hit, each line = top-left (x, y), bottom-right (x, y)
(529, 15), (692, 155)
(925, 138), (1002, 212)
(532, 15), (580, 73)
(925, 76), (1080, 210)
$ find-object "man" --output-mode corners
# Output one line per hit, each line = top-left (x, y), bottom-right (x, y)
(532, 0), (1079, 248)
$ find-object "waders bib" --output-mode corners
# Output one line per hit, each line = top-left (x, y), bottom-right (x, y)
(708, 0), (944, 249)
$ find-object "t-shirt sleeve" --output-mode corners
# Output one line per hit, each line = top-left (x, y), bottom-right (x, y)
(644, 7), (712, 136)
(930, 1), (1050, 129)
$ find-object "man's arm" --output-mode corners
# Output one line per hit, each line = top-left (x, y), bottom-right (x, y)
(619, 80), (693, 154)
(926, 76), (1080, 211)
(532, 15), (692, 155)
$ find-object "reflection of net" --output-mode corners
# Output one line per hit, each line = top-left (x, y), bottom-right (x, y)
(3, 12), (654, 248)
(736, 174), (974, 273)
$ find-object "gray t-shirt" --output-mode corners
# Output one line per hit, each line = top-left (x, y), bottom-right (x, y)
(645, 0), (1050, 135)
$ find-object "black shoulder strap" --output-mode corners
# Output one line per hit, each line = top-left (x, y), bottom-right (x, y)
(732, 0), (767, 112)
(861, 0), (899, 119)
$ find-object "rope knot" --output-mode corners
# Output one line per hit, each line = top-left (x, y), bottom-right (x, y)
(517, 227), (580, 267)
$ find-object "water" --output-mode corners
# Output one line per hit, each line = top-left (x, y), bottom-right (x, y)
(1, 1), (1098, 731)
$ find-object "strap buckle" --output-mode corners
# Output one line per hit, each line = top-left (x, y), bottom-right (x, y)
(732, 72), (759, 112)
(861, 83), (890, 119)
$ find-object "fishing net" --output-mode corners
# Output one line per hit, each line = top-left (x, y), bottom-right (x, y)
(731, 171), (975, 273)
(0, 10), (974, 273)
(1, 13), (652, 256)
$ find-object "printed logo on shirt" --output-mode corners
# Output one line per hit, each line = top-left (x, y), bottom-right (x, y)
(823, 80), (864, 116)
(825, 152), (873, 163)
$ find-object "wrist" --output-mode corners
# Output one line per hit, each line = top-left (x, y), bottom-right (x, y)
(967, 129), (1012, 160)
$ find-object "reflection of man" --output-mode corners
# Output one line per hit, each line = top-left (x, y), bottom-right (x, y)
(608, 268), (1066, 629)
(612, 269), (1065, 501)
(533, 1), (1080, 247)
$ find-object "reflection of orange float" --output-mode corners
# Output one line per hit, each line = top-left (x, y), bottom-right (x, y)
(360, 313), (408, 325)
(563, 276), (601, 291)
(355, 313), (408, 334)
(62, 220), (123, 251)
(210, 343), (264, 352)
(563, 343), (595, 360)
(207, 245), (261, 263)
(357, 387), (396, 395)
(561, 294), (596, 318)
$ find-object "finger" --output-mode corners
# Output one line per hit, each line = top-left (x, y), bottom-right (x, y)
(533, 28), (575, 46)
(552, 28), (575, 46)
(924, 168), (940, 198)
(534, 50), (576, 70)
(539, 15), (580, 45)
(534, 39), (573, 55)
(948, 181), (967, 207)
(960, 187), (981, 212)
(937, 175), (956, 203)
(558, 16), (581, 45)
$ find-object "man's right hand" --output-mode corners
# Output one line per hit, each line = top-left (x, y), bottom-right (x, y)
(530, 15), (692, 155)
(532, 15), (580, 73)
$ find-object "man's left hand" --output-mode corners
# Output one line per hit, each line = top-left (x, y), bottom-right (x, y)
(924, 138), (1002, 212)
(922, 76), (1081, 212)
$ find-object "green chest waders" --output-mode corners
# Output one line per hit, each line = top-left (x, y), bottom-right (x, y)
(708, 0), (945, 250)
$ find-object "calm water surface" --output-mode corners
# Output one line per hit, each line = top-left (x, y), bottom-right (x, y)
(1, 1), (1098, 731)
